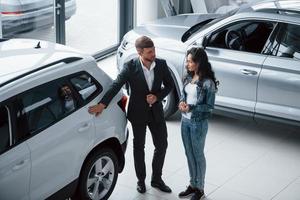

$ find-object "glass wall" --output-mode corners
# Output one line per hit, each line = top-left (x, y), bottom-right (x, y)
(1, 0), (122, 56)
(65, 0), (119, 54)
(0, 0), (56, 42)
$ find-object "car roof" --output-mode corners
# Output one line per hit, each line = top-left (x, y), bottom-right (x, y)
(0, 39), (87, 87)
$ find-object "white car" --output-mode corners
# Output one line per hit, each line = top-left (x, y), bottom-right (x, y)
(0, 39), (128, 200)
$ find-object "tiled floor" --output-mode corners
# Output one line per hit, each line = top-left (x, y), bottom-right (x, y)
(98, 56), (300, 200)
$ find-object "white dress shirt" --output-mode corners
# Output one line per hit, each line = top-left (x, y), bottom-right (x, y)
(140, 58), (156, 91)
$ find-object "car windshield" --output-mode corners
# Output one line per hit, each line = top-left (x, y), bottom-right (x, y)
(183, 12), (233, 42)
(182, 18), (217, 42)
(182, 2), (260, 42)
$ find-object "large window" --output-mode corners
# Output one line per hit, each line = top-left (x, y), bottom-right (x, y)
(65, 0), (119, 54)
(0, 0), (57, 42)
(1, 0), (131, 57)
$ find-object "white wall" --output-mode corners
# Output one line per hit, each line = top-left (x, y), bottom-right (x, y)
(134, 0), (262, 26)
(191, 0), (262, 14)
(135, 0), (179, 26)
(136, 0), (159, 26)
(190, 0), (208, 13)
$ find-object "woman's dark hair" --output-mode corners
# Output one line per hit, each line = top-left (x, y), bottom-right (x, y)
(186, 47), (219, 89)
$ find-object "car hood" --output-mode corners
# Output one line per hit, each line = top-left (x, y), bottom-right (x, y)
(125, 13), (220, 44)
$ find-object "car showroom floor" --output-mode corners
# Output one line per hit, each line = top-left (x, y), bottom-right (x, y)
(97, 56), (300, 200)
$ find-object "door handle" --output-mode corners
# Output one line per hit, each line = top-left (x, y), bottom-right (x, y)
(55, 3), (61, 10)
(78, 123), (91, 133)
(240, 69), (257, 75)
(55, 3), (62, 15)
(12, 159), (28, 171)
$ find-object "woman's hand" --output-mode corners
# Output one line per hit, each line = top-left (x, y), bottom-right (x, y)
(182, 104), (189, 112)
(178, 101), (185, 111)
(179, 101), (189, 112)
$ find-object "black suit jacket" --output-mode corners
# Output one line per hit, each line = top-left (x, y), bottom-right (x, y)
(100, 58), (174, 123)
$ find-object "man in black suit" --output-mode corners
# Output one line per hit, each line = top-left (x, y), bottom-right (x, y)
(88, 36), (173, 194)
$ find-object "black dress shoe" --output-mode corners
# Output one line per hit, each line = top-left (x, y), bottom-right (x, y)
(137, 181), (146, 193)
(178, 185), (196, 198)
(190, 189), (204, 200)
(151, 180), (172, 193)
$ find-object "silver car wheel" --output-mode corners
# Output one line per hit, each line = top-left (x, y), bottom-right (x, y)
(86, 156), (115, 200)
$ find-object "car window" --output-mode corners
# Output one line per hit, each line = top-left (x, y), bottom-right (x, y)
(207, 20), (275, 54)
(266, 23), (300, 61)
(70, 73), (100, 101)
(0, 106), (10, 153)
(16, 79), (79, 135)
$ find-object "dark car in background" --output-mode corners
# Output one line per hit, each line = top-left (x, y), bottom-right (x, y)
(0, 0), (76, 37)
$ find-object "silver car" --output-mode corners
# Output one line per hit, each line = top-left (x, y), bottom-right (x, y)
(117, 0), (300, 126)
(1, 0), (76, 37)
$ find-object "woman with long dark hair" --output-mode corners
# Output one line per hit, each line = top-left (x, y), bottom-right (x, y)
(178, 47), (218, 200)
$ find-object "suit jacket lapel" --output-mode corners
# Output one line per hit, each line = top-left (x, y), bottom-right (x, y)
(136, 59), (150, 92)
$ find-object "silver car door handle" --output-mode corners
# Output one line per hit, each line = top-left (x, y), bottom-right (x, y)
(78, 123), (91, 133)
(240, 69), (257, 75)
(12, 159), (28, 171)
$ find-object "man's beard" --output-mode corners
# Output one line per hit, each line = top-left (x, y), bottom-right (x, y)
(145, 57), (155, 63)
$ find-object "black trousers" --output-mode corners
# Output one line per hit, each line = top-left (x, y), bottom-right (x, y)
(131, 110), (168, 182)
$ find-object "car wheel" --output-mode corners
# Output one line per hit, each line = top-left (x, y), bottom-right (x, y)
(78, 148), (118, 200)
(163, 89), (177, 119)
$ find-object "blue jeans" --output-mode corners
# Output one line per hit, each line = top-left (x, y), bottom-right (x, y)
(181, 117), (208, 190)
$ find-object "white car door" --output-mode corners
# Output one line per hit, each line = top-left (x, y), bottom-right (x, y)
(0, 105), (31, 200)
(14, 74), (98, 199)
(27, 108), (94, 199)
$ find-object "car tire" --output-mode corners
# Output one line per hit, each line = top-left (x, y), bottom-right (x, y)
(77, 148), (118, 200)
(163, 89), (177, 119)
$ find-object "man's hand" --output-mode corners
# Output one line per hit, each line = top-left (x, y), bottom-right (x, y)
(146, 94), (157, 106)
(88, 103), (106, 117)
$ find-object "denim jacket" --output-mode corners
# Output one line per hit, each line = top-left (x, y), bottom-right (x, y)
(180, 75), (216, 121)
